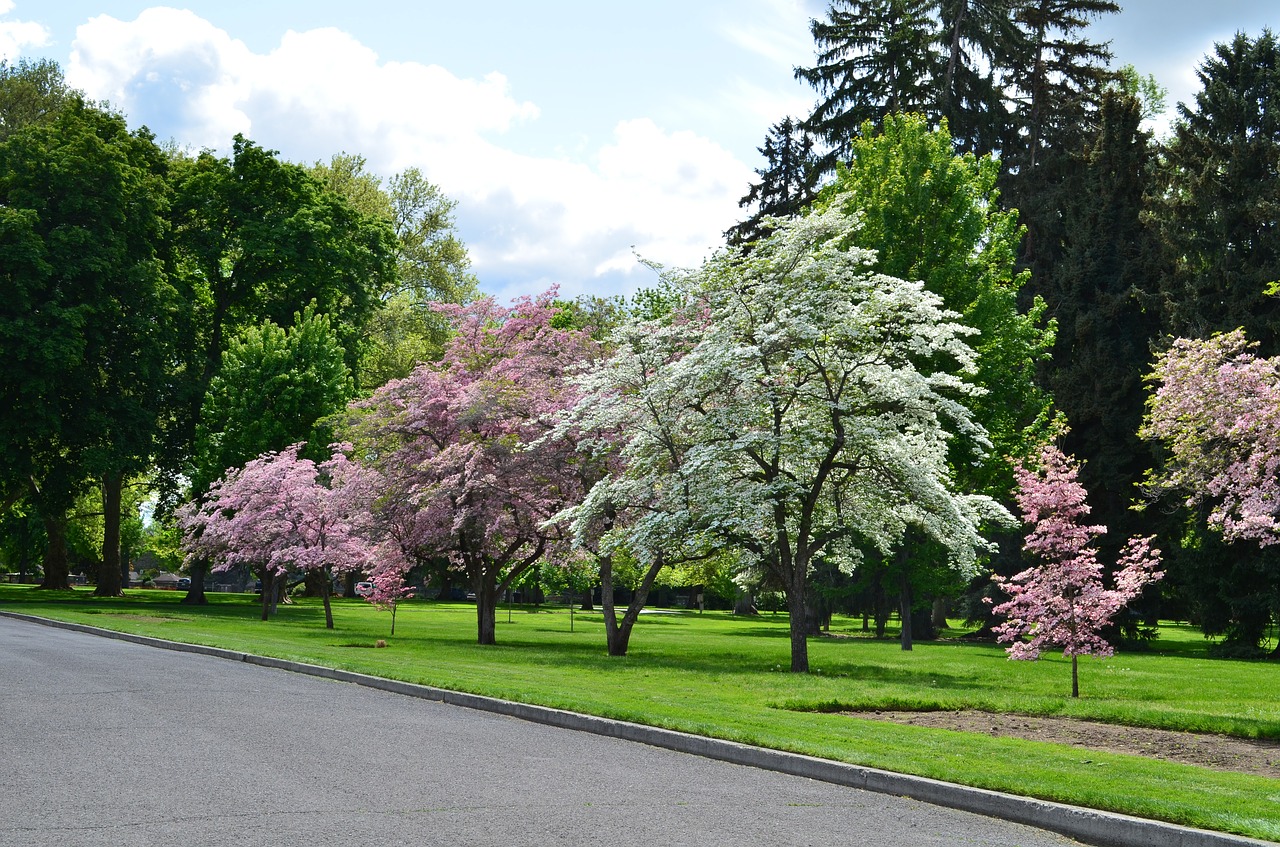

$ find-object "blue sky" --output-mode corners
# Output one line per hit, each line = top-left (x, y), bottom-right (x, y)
(2, 1), (1275, 301)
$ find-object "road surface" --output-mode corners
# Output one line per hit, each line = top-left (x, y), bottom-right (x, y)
(0, 616), (1080, 846)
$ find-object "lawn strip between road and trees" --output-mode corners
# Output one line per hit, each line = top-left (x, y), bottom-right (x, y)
(3, 585), (1278, 843)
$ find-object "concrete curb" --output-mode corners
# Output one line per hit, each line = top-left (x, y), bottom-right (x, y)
(3, 609), (1270, 847)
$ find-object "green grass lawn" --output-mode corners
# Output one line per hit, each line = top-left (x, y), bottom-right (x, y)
(4, 584), (1279, 841)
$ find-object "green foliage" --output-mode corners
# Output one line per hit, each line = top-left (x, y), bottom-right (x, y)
(0, 57), (72, 141)
(1044, 90), (1169, 558)
(309, 153), (476, 389)
(170, 135), (397, 405)
(194, 306), (353, 491)
(1161, 29), (1280, 355)
(817, 114), (1057, 497)
(1112, 64), (1168, 122)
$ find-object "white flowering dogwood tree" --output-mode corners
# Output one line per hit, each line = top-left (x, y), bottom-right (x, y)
(560, 203), (1011, 672)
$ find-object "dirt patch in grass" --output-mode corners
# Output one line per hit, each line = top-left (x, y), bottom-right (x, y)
(850, 710), (1280, 778)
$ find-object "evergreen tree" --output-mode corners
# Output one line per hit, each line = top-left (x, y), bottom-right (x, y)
(1000, 0), (1120, 284)
(794, 0), (940, 168)
(937, 0), (1023, 155)
(1046, 89), (1168, 562)
(1161, 29), (1280, 355)
(727, 116), (821, 244)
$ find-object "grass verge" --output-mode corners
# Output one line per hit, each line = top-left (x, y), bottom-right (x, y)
(4, 585), (1278, 842)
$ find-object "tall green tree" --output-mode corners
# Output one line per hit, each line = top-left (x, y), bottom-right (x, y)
(0, 58), (72, 142)
(795, 0), (939, 168)
(169, 135), (395, 419)
(0, 97), (172, 592)
(309, 153), (476, 388)
(1000, 0), (1120, 282)
(1161, 29), (1280, 355)
(1044, 89), (1168, 563)
(815, 115), (1056, 647)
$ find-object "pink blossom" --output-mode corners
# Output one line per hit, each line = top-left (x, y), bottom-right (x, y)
(1142, 330), (1280, 546)
(992, 444), (1163, 696)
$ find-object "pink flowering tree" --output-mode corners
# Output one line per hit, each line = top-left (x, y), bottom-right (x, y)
(1141, 330), (1280, 546)
(993, 444), (1163, 697)
(353, 291), (595, 645)
(178, 443), (380, 628)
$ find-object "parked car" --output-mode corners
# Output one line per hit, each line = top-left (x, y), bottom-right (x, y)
(177, 577), (191, 589)
(355, 581), (374, 597)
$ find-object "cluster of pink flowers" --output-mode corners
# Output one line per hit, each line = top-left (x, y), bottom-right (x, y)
(992, 444), (1163, 687)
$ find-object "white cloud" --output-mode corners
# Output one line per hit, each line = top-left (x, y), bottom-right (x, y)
(64, 7), (753, 300)
(0, 1), (50, 62)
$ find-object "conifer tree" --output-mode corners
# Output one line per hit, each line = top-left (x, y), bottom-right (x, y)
(1045, 89), (1168, 561)
(1161, 29), (1280, 355)
(794, 0), (940, 168)
(728, 116), (821, 244)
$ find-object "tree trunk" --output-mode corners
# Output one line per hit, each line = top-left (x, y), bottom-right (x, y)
(786, 583), (810, 673)
(260, 570), (273, 621)
(321, 571), (334, 630)
(95, 472), (125, 597)
(899, 568), (913, 652)
(475, 570), (498, 645)
(181, 558), (209, 605)
(1071, 654), (1079, 698)
(601, 554), (623, 655)
(931, 597), (949, 631)
(37, 512), (72, 590)
(603, 554), (666, 657)
(579, 589), (594, 611)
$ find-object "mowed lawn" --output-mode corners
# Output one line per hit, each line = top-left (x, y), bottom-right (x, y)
(3, 585), (1278, 841)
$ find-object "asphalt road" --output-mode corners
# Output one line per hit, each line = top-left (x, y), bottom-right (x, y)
(0, 616), (1081, 847)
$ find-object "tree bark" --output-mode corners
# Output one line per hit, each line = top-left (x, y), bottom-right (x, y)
(786, 583), (810, 673)
(602, 554), (667, 657)
(475, 569), (498, 645)
(37, 512), (72, 590)
(181, 558), (209, 605)
(260, 570), (273, 621)
(931, 597), (949, 631)
(899, 568), (914, 652)
(94, 472), (125, 597)
(1071, 654), (1079, 698)
(321, 571), (334, 630)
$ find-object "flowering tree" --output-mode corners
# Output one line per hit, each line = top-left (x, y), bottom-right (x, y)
(1141, 330), (1280, 546)
(993, 444), (1163, 697)
(561, 202), (1010, 673)
(178, 443), (378, 627)
(354, 292), (595, 645)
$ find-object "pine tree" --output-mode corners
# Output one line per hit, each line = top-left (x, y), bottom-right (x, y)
(1000, 0), (1120, 283)
(936, 0), (1023, 155)
(1161, 29), (1280, 355)
(794, 0), (940, 168)
(1046, 89), (1169, 562)
(727, 116), (821, 244)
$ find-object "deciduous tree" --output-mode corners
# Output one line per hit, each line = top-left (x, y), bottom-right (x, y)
(179, 443), (378, 627)
(992, 444), (1163, 696)
(564, 203), (1010, 672)
(354, 292), (594, 645)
